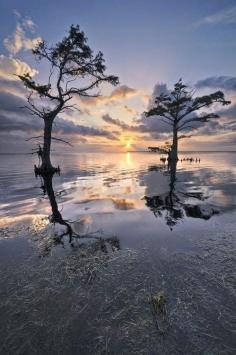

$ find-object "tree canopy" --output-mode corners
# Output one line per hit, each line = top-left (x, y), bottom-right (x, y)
(145, 79), (231, 133)
(19, 24), (119, 119)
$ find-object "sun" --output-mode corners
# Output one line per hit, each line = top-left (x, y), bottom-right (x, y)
(126, 141), (131, 149)
(120, 135), (134, 151)
(125, 139), (133, 151)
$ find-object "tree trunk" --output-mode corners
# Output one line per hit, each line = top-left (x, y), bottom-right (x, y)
(170, 158), (177, 185)
(42, 174), (73, 241)
(167, 125), (178, 180)
(172, 126), (178, 162)
(40, 117), (55, 174)
(43, 173), (63, 221)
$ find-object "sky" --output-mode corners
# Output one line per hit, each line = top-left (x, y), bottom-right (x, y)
(0, 0), (236, 152)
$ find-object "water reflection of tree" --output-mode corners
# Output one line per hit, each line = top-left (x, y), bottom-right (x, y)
(38, 171), (120, 252)
(39, 172), (74, 242)
(144, 160), (219, 230)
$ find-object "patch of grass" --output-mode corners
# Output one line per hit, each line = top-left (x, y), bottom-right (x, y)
(151, 291), (166, 313)
(149, 291), (168, 334)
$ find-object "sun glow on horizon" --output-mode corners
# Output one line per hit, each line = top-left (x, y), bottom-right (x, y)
(122, 137), (134, 151)
(126, 141), (132, 149)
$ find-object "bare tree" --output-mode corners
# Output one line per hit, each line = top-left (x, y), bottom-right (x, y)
(145, 79), (230, 161)
(19, 25), (119, 174)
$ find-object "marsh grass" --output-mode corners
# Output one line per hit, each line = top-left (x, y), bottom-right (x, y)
(0, 219), (235, 354)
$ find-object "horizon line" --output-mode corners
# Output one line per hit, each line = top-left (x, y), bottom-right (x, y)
(1, 150), (236, 155)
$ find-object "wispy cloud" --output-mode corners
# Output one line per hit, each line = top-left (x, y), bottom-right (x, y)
(195, 5), (236, 27)
(3, 12), (41, 55)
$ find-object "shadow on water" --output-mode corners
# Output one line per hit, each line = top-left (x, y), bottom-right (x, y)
(144, 159), (220, 229)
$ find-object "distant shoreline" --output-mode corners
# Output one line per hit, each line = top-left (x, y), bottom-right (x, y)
(127, 150), (236, 154)
(0, 150), (235, 155)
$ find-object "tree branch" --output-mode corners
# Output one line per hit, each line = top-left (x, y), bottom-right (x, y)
(51, 137), (73, 146)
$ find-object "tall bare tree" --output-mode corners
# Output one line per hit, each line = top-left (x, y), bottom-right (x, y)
(19, 25), (119, 174)
(145, 79), (230, 162)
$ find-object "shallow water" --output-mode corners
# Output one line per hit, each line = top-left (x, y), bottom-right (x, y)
(1, 151), (236, 232)
(0, 152), (236, 354)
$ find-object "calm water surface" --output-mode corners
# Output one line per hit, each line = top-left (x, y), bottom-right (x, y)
(0, 152), (235, 354)
(1, 152), (236, 234)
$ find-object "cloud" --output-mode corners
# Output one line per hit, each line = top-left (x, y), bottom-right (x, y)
(0, 91), (117, 141)
(102, 81), (236, 144)
(102, 114), (131, 130)
(195, 5), (236, 26)
(196, 76), (236, 92)
(55, 117), (117, 139)
(0, 91), (28, 114)
(3, 14), (41, 55)
(223, 134), (236, 145)
(102, 113), (168, 140)
(79, 85), (138, 106)
(195, 119), (224, 136)
(145, 82), (236, 137)
(102, 83), (169, 129)
(123, 105), (138, 115)
(216, 104), (236, 131)
(146, 83), (169, 110)
(135, 83), (173, 138)
(0, 55), (38, 81)
(193, 103), (236, 137)
(0, 77), (27, 97)
(195, 77), (236, 133)
(110, 85), (137, 100)
(0, 92), (42, 133)
(101, 83), (174, 140)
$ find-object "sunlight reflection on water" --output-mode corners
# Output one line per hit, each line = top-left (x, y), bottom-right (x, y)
(0, 152), (236, 238)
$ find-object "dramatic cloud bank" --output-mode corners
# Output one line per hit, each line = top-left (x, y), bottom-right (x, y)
(196, 76), (236, 92)
(0, 91), (117, 145)
(102, 80), (236, 145)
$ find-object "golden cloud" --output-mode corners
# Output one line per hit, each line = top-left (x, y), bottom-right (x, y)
(0, 55), (38, 81)
(79, 85), (138, 106)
